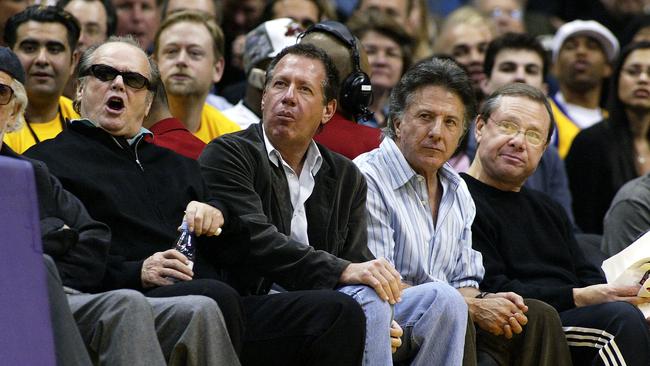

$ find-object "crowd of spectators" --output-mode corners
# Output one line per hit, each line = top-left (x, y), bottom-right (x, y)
(2, 0), (650, 365)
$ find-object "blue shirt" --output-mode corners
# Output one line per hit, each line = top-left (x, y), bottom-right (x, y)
(354, 138), (484, 289)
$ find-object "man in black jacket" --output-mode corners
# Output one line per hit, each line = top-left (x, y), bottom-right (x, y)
(25, 37), (365, 365)
(0, 46), (238, 365)
(198, 43), (465, 365)
(463, 83), (650, 366)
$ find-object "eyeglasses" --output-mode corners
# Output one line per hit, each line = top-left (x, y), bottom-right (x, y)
(491, 7), (523, 21)
(0, 84), (14, 105)
(82, 64), (152, 90)
(487, 117), (545, 146)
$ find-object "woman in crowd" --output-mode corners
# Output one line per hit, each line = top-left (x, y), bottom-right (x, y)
(566, 41), (650, 234)
(348, 10), (412, 128)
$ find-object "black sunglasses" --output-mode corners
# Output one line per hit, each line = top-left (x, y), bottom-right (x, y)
(0, 83), (14, 105)
(82, 64), (152, 90)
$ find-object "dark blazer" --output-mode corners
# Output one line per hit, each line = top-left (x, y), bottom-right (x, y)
(199, 123), (374, 295)
(2, 145), (110, 292)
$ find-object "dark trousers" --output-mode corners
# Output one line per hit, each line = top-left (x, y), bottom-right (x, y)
(241, 290), (366, 366)
(144, 278), (245, 356)
(560, 301), (650, 366)
(464, 299), (573, 366)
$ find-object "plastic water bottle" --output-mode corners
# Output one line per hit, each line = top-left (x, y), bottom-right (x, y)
(173, 220), (195, 270)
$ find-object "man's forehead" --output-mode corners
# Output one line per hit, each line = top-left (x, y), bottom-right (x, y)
(16, 21), (69, 43)
(275, 54), (325, 77)
(561, 34), (606, 52)
(93, 42), (150, 74)
(447, 24), (491, 48)
(496, 49), (543, 65)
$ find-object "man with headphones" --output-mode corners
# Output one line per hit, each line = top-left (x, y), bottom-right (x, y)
(300, 21), (382, 160)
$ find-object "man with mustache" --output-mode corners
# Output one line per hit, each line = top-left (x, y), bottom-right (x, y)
(2, 6), (81, 153)
(551, 20), (619, 158)
(154, 10), (240, 144)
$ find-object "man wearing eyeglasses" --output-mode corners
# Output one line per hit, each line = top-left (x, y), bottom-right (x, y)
(354, 59), (572, 365)
(462, 83), (650, 366)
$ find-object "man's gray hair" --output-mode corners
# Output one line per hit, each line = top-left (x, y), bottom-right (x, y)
(385, 57), (477, 140)
(73, 35), (159, 113)
(6, 78), (27, 133)
(479, 83), (555, 143)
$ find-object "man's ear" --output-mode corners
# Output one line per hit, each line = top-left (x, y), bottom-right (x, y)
(144, 92), (154, 116)
(70, 50), (80, 77)
(474, 116), (486, 144)
(320, 98), (336, 126)
(212, 57), (225, 83)
(603, 62), (613, 79)
(394, 117), (402, 139)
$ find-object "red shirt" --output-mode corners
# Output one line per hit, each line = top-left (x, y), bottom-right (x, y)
(146, 118), (206, 160)
(314, 112), (381, 159)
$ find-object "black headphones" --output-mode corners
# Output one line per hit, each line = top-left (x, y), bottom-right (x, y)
(300, 21), (373, 121)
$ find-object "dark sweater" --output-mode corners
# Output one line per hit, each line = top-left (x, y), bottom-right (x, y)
(25, 123), (225, 291)
(2, 145), (110, 292)
(461, 173), (604, 312)
(565, 119), (637, 234)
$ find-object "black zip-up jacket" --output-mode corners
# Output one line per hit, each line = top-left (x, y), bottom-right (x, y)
(25, 122), (226, 291)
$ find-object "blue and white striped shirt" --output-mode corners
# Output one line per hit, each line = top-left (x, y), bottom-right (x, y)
(354, 138), (484, 289)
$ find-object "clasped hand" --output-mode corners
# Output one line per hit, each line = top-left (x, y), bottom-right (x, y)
(470, 292), (528, 339)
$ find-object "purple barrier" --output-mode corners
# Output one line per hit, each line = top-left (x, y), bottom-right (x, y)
(0, 156), (56, 365)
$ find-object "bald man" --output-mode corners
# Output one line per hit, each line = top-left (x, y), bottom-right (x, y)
(300, 21), (381, 159)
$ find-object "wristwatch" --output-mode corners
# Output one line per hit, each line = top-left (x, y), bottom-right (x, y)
(475, 291), (490, 299)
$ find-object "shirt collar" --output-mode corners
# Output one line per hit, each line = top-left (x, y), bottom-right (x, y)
(71, 118), (153, 146)
(262, 124), (322, 175)
(380, 137), (461, 191)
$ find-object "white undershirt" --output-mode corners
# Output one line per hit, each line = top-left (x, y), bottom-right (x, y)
(555, 92), (604, 129)
(263, 125), (322, 245)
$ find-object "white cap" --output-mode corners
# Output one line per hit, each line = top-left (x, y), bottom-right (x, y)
(243, 18), (302, 75)
(551, 20), (619, 63)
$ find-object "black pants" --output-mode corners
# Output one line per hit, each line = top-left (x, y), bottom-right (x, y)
(241, 290), (365, 366)
(144, 278), (245, 356)
(560, 301), (650, 366)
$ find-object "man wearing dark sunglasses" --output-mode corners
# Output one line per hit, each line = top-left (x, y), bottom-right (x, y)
(26, 36), (366, 366)
(2, 6), (81, 154)
(0, 46), (238, 366)
(25, 36), (244, 364)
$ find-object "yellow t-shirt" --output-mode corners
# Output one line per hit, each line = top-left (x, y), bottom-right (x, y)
(193, 103), (241, 144)
(3, 96), (80, 154)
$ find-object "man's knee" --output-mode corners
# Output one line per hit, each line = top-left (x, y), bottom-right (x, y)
(523, 298), (562, 326)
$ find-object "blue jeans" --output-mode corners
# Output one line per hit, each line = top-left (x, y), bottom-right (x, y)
(339, 281), (467, 366)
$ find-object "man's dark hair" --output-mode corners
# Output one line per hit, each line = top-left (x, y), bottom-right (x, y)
(385, 57), (477, 139)
(57, 0), (118, 38)
(483, 32), (549, 79)
(479, 83), (555, 143)
(265, 43), (340, 105)
(4, 5), (81, 51)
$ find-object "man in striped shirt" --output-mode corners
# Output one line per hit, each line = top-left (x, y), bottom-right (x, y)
(355, 59), (572, 365)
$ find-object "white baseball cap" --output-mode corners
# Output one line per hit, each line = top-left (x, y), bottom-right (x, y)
(552, 20), (619, 63)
